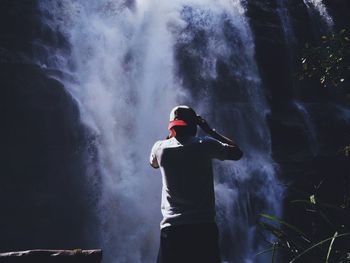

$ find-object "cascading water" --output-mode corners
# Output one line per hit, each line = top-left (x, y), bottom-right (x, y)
(277, 0), (297, 46)
(276, 0), (298, 98)
(38, 0), (283, 262)
(303, 0), (334, 34)
(293, 101), (319, 156)
(276, 0), (333, 157)
(174, 3), (283, 262)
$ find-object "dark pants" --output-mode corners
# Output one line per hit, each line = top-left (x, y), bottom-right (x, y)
(157, 223), (221, 263)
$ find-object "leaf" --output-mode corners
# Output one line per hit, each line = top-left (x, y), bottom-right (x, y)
(255, 247), (275, 257)
(255, 244), (291, 258)
(260, 214), (310, 242)
(326, 231), (338, 263)
(259, 222), (285, 238)
(303, 63), (308, 70)
(272, 242), (277, 263)
(318, 209), (335, 228)
(289, 233), (350, 263)
(345, 145), (350, 157)
(310, 195), (316, 204)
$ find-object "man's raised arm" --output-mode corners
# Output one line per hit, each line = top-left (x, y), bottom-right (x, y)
(197, 116), (243, 160)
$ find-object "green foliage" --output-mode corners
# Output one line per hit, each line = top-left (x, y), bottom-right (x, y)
(299, 29), (350, 93)
(300, 29), (350, 158)
(339, 145), (350, 157)
(257, 188), (350, 262)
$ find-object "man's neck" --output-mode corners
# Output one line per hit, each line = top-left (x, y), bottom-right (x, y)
(175, 134), (195, 143)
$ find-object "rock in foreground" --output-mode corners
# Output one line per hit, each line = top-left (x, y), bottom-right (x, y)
(0, 249), (102, 263)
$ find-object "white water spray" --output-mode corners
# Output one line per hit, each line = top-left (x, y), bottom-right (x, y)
(303, 0), (334, 31)
(39, 0), (283, 262)
(277, 0), (297, 46)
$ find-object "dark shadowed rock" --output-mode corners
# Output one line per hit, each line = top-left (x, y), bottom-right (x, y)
(0, 0), (101, 251)
(246, 0), (350, 247)
(0, 62), (100, 251)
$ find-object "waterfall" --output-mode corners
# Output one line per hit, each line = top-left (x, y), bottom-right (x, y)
(303, 0), (334, 33)
(293, 101), (319, 156)
(276, 0), (297, 97)
(276, 0), (334, 157)
(38, 0), (283, 262)
(277, 0), (297, 46)
(336, 105), (350, 125)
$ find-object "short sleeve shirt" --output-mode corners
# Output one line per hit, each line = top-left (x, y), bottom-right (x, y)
(150, 136), (231, 229)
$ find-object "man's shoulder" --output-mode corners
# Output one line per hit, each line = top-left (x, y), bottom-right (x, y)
(152, 136), (220, 149)
(197, 136), (220, 144)
(152, 138), (174, 150)
(151, 140), (162, 151)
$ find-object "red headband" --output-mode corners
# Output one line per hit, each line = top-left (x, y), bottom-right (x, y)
(168, 120), (187, 130)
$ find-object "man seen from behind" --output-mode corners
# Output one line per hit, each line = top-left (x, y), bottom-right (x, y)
(150, 105), (243, 263)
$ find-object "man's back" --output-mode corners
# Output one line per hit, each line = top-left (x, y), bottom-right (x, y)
(151, 105), (243, 263)
(150, 136), (232, 229)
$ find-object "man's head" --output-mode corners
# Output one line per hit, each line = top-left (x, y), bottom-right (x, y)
(168, 105), (197, 138)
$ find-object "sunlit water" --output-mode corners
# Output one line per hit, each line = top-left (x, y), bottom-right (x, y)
(303, 0), (334, 32)
(38, 1), (283, 262)
(277, 0), (296, 45)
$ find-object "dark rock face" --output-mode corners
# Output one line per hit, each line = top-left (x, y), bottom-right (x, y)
(0, 0), (38, 61)
(246, 0), (350, 176)
(0, 1), (100, 251)
(246, 0), (350, 246)
(326, 0), (350, 29)
(247, 0), (293, 107)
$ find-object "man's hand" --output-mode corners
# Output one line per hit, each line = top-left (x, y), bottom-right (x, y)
(197, 115), (240, 148)
(197, 115), (243, 159)
(196, 115), (212, 134)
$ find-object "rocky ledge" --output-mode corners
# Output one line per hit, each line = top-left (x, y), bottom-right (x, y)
(0, 249), (102, 263)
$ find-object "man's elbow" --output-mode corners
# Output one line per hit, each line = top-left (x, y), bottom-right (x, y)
(228, 147), (243, 160)
(150, 162), (160, 169)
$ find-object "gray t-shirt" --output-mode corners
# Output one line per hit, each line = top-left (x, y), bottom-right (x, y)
(150, 136), (231, 229)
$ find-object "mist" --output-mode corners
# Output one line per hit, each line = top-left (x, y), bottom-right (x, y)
(38, 0), (283, 262)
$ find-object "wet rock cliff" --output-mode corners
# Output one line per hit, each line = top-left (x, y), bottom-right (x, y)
(0, 0), (99, 251)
